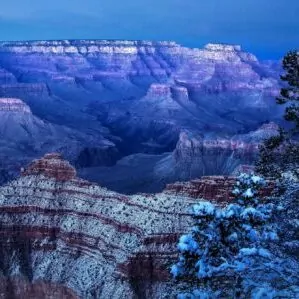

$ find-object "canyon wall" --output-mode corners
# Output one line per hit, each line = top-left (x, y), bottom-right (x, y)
(0, 40), (282, 192)
(0, 153), (198, 298)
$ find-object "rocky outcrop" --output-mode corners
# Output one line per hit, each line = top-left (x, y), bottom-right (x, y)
(0, 40), (179, 54)
(0, 153), (278, 298)
(165, 176), (237, 203)
(165, 175), (275, 204)
(174, 43), (279, 96)
(170, 123), (280, 179)
(0, 278), (77, 299)
(0, 39), (283, 193)
(0, 98), (31, 113)
(0, 153), (197, 298)
(139, 84), (182, 112)
(21, 153), (77, 181)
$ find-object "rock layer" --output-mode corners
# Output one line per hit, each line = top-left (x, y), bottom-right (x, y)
(0, 154), (276, 298)
(21, 153), (77, 181)
(0, 154), (197, 298)
(0, 39), (283, 192)
(0, 278), (78, 299)
(167, 123), (280, 180)
(165, 176), (275, 204)
(0, 98), (31, 113)
(165, 176), (237, 203)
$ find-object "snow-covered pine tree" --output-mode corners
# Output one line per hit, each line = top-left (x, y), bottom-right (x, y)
(256, 50), (299, 181)
(276, 50), (299, 132)
(171, 173), (285, 298)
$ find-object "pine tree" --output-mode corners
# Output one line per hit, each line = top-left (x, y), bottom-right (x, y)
(255, 130), (285, 178)
(256, 50), (299, 179)
(170, 174), (287, 298)
(276, 51), (299, 132)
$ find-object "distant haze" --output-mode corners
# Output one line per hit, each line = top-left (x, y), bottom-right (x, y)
(0, 0), (298, 59)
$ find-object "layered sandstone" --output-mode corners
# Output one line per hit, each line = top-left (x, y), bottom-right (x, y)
(21, 153), (77, 181)
(0, 153), (277, 298)
(170, 123), (280, 179)
(0, 39), (282, 194)
(0, 98), (31, 113)
(0, 83), (49, 97)
(0, 40), (179, 54)
(165, 176), (237, 203)
(0, 153), (197, 298)
(165, 176), (275, 203)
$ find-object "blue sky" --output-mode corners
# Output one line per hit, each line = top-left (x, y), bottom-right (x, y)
(0, 0), (298, 59)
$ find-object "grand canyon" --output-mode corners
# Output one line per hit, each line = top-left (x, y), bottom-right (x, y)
(0, 40), (283, 193)
(0, 39), (296, 298)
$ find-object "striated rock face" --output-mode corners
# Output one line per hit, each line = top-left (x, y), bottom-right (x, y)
(0, 153), (278, 298)
(0, 98), (31, 113)
(0, 278), (78, 299)
(0, 40), (280, 92)
(169, 123), (280, 179)
(0, 39), (283, 193)
(0, 83), (49, 97)
(0, 40), (179, 54)
(21, 153), (77, 181)
(0, 40), (181, 83)
(0, 154), (198, 298)
(164, 175), (274, 203)
(165, 176), (237, 203)
(0, 154), (277, 298)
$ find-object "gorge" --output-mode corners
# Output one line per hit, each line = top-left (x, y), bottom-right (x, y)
(0, 40), (282, 192)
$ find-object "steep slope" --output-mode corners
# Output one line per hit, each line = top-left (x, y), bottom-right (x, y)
(0, 40), (283, 191)
(0, 153), (278, 298)
(79, 123), (279, 194)
(0, 153), (197, 298)
(166, 122), (280, 180)
(0, 98), (115, 185)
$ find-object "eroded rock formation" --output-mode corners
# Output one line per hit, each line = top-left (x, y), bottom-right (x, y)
(0, 39), (283, 193)
(165, 176), (237, 203)
(21, 153), (77, 181)
(165, 175), (275, 204)
(0, 98), (31, 113)
(0, 153), (197, 298)
(0, 153), (277, 298)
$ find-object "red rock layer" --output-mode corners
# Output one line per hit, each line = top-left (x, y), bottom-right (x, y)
(0, 278), (78, 299)
(119, 233), (181, 281)
(0, 153), (276, 298)
(165, 176), (237, 202)
(21, 153), (76, 181)
(165, 176), (274, 203)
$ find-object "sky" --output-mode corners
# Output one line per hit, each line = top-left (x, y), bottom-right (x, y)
(0, 0), (298, 59)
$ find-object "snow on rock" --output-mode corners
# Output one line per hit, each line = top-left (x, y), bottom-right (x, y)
(0, 153), (198, 298)
(165, 176), (274, 204)
(0, 98), (31, 113)
(21, 153), (77, 181)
